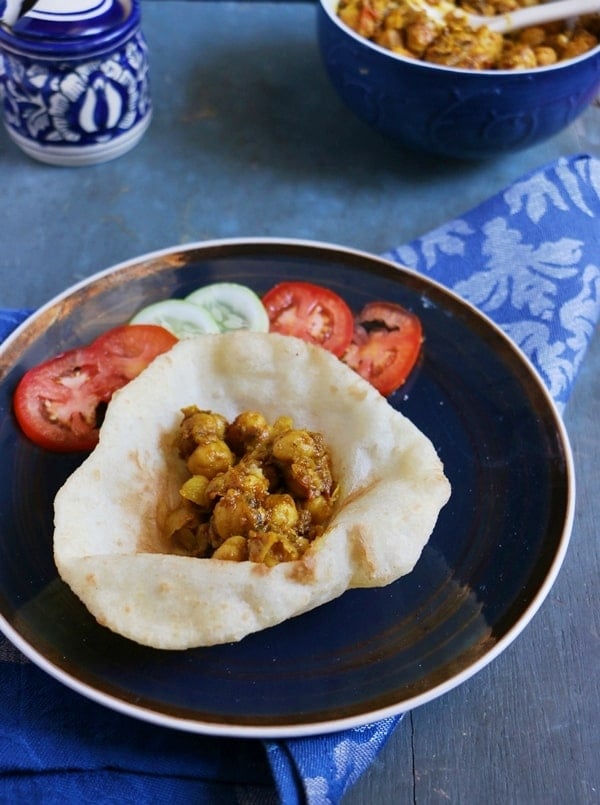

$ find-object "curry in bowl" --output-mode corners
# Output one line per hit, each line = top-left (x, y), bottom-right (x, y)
(336, 0), (600, 69)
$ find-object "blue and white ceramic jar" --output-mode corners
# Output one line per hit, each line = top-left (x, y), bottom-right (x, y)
(0, 0), (152, 165)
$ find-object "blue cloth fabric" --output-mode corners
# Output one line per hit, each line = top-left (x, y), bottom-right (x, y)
(385, 153), (600, 413)
(0, 154), (598, 804)
(0, 306), (31, 340)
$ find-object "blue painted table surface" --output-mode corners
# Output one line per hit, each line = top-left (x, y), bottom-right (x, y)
(0, 2), (598, 802)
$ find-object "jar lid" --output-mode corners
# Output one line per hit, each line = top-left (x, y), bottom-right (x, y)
(0, 0), (137, 57)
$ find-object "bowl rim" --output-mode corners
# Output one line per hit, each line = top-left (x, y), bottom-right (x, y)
(318, 0), (600, 77)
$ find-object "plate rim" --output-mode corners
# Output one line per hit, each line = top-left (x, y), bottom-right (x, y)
(0, 236), (576, 738)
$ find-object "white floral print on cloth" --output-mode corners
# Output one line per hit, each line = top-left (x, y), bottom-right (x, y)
(386, 154), (600, 413)
(266, 717), (401, 805)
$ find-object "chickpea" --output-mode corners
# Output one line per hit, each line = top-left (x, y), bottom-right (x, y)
(499, 44), (537, 69)
(206, 458), (269, 499)
(534, 46), (557, 66)
(186, 439), (233, 479)
(272, 429), (320, 461)
(265, 494), (299, 532)
(553, 33), (570, 50)
(226, 411), (270, 454)
(211, 488), (266, 542)
(405, 18), (439, 56)
(212, 535), (248, 562)
(273, 430), (334, 499)
(374, 27), (403, 50)
(271, 415), (294, 437)
(338, 4), (361, 30)
(518, 26), (546, 47)
(177, 407), (227, 458)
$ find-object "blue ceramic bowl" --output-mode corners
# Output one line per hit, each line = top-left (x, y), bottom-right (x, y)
(317, 0), (600, 159)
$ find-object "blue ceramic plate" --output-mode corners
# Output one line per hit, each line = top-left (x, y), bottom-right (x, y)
(0, 239), (573, 737)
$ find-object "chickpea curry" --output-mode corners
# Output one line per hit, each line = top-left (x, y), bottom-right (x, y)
(164, 407), (339, 566)
(337, 0), (600, 69)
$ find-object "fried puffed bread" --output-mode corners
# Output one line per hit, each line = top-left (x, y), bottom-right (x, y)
(53, 332), (450, 649)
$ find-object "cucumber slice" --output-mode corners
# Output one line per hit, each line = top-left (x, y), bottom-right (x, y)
(130, 299), (220, 339)
(185, 282), (269, 333)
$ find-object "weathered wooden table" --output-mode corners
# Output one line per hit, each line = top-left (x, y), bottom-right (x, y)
(1, 2), (598, 801)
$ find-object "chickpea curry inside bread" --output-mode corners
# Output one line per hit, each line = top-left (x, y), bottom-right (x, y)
(337, 0), (600, 69)
(52, 333), (451, 649)
(166, 408), (338, 566)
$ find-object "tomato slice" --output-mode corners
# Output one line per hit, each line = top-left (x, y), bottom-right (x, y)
(91, 324), (178, 379)
(342, 302), (422, 396)
(13, 324), (178, 452)
(262, 281), (354, 357)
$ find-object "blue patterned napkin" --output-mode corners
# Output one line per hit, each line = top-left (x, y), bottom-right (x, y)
(0, 154), (598, 803)
(385, 153), (600, 414)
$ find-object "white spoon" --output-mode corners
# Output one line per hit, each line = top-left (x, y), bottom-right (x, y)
(412, 0), (600, 35)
